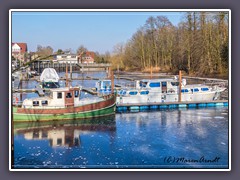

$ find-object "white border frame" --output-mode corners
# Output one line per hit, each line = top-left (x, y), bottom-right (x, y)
(9, 9), (231, 172)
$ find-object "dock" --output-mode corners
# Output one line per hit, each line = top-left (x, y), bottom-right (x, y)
(12, 78), (20, 89)
(30, 62), (111, 73)
(116, 100), (228, 112)
(81, 88), (98, 95)
(13, 87), (49, 96)
(35, 85), (45, 96)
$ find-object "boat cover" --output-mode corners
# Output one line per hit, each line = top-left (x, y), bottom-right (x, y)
(40, 68), (59, 82)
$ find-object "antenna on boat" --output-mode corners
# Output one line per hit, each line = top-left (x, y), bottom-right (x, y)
(65, 62), (68, 87)
(178, 70), (182, 102)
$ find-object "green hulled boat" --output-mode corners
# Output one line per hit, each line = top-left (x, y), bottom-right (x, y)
(12, 86), (116, 122)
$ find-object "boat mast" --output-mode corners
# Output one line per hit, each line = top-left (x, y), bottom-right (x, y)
(65, 62), (68, 87)
(178, 70), (182, 102)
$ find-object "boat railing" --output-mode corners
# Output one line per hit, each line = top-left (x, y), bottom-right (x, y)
(12, 101), (23, 107)
(19, 104), (73, 109)
(117, 81), (135, 89)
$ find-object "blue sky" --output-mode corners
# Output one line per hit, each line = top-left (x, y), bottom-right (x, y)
(11, 11), (184, 54)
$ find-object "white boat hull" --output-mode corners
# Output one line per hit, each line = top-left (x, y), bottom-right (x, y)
(117, 91), (219, 105)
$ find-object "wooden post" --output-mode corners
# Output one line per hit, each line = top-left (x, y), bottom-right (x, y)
(65, 62), (68, 87)
(108, 67), (111, 78)
(178, 70), (182, 102)
(117, 64), (119, 79)
(111, 70), (114, 93)
(150, 66), (153, 79)
(38, 61), (40, 73)
(82, 65), (84, 73)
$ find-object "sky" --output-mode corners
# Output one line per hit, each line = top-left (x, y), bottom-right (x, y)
(11, 10), (184, 54)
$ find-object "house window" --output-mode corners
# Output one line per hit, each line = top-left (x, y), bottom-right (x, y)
(42, 100), (48, 106)
(66, 92), (72, 98)
(33, 101), (39, 106)
(57, 92), (62, 99)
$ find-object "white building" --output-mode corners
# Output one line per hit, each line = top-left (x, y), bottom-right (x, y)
(56, 54), (78, 64)
(12, 42), (28, 62)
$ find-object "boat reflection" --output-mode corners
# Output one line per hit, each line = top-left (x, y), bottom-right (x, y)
(13, 114), (116, 148)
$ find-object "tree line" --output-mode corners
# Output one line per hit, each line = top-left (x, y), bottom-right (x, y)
(109, 12), (229, 76)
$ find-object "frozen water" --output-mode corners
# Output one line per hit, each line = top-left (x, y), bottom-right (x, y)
(13, 106), (228, 169)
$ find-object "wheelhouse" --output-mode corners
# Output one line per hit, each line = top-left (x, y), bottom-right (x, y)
(22, 87), (82, 108)
(95, 80), (112, 93)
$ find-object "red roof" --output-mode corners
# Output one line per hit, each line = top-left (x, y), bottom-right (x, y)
(12, 43), (28, 53)
(85, 51), (95, 58)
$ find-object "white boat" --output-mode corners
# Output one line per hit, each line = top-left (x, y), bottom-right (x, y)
(13, 86), (116, 122)
(39, 68), (60, 89)
(116, 78), (226, 105)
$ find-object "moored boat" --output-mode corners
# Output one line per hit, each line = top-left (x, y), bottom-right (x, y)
(13, 86), (116, 122)
(116, 78), (226, 105)
(39, 68), (60, 89)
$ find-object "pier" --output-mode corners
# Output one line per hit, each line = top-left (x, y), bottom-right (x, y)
(29, 61), (111, 73)
(116, 100), (229, 112)
(81, 88), (98, 95)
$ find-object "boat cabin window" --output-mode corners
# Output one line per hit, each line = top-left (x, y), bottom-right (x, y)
(57, 92), (62, 99)
(119, 90), (126, 95)
(149, 82), (160, 88)
(140, 91), (149, 95)
(140, 81), (148, 87)
(191, 88), (199, 92)
(171, 82), (179, 86)
(42, 100), (48, 106)
(129, 91), (138, 95)
(33, 101), (39, 106)
(161, 82), (167, 87)
(74, 90), (79, 97)
(102, 81), (111, 89)
(43, 82), (60, 88)
(181, 89), (189, 93)
(57, 138), (62, 146)
(33, 131), (40, 138)
(66, 92), (72, 98)
(201, 87), (209, 91)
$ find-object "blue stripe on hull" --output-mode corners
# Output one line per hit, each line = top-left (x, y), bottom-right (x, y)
(150, 105), (158, 109)
(159, 105), (168, 109)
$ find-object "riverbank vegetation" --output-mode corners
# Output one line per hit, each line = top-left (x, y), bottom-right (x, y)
(108, 12), (229, 78)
